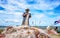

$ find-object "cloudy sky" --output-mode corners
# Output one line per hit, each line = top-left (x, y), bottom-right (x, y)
(0, 0), (60, 26)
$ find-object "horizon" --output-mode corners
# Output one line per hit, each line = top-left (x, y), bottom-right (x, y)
(0, 0), (60, 26)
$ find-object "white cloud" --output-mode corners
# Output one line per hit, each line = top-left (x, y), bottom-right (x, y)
(6, 12), (23, 16)
(34, 14), (45, 18)
(47, 12), (54, 15)
(55, 16), (60, 20)
(30, 13), (48, 26)
(30, 12), (60, 26)
(0, 0), (60, 26)
(5, 19), (20, 22)
(0, 0), (60, 11)
(32, 0), (60, 10)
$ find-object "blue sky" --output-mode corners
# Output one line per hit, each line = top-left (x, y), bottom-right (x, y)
(0, 0), (60, 26)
